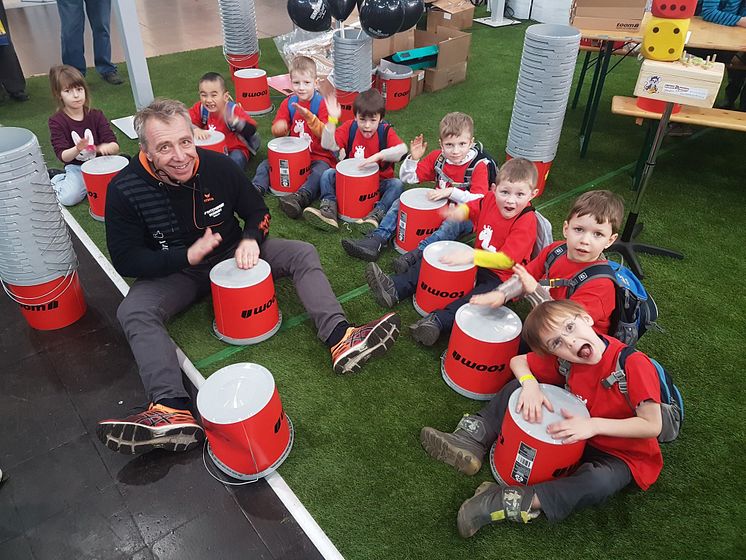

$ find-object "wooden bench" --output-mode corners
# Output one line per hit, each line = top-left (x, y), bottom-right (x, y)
(612, 95), (746, 189)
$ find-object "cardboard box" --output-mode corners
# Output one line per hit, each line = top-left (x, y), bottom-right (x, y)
(570, 15), (643, 32)
(425, 0), (474, 31)
(410, 69), (425, 98)
(634, 58), (725, 109)
(425, 61), (467, 92)
(373, 29), (415, 64)
(415, 26), (471, 69)
(570, 0), (645, 31)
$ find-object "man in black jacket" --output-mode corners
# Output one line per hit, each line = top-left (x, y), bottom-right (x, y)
(97, 99), (400, 455)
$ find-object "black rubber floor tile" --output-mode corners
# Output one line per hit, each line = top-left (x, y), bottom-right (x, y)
(7, 434), (115, 530)
(230, 482), (324, 560)
(116, 448), (226, 545)
(25, 484), (144, 560)
(0, 354), (87, 469)
(0, 483), (24, 544)
(0, 535), (34, 560)
(149, 490), (272, 560)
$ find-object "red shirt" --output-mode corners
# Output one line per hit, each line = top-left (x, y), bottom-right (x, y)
(524, 240), (616, 335)
(189, 102), (258, 159)
(415, 149), (490, 197)
(334, 120), (404, 180)
(466, 197), (537, 281)
(274, 96), (336, 166)
(527, 335), (663, 490)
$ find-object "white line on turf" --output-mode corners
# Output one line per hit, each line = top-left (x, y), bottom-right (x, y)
(61, 207), (345, 560)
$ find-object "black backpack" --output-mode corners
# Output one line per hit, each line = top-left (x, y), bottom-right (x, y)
(345, 121), (397, 171)
(541, 243), (659, 346)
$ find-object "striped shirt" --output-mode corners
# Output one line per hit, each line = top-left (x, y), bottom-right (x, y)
(697, 0), (745, 26)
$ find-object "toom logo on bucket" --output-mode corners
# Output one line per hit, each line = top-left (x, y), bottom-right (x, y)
(274, 410), (285, 433)
(20, 300), (59, 312)
(87, 191), (98, 199)
(394, 91), (408, 98)
(358, 192), (378, 202)
(299, 165), (311, 176)
(416, 226), (438, 236)
(241, 295), (276, 318)
(451, 349), (506, 373)
(419, 281), (465, 299)
(242, 90), (268, 98)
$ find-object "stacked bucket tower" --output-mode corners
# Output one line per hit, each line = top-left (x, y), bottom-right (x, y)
(219, 0), (261, 73)
(506, 23), (581, 194)
(0, 128), (86, 330)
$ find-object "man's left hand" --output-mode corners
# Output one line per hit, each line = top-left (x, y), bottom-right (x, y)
(235, 239), (260, 269)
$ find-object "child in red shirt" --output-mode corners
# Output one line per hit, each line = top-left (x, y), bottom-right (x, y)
(471, 190), (625, 336)
(365, 158), (539, 346)
(421, 300), (663, 534)
(302, 89), (407, 230)
(189, 72), (258, 171)
(251, 56), (335, 196)
(342, 112), (493, 271)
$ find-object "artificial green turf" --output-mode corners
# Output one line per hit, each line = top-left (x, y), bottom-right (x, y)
(2, 10), (745, 559)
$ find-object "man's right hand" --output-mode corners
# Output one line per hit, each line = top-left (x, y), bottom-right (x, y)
(187, 227), (222, 265)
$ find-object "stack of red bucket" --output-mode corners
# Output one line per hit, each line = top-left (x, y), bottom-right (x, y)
(0, 128), (86, 330)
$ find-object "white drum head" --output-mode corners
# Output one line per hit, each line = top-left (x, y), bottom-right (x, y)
(455, 303), (522, 343)
(507, 383), (590, 444)
(195, 130), (225, 146)
(197, 362), (275, 424)
(209, 258), (271, 288)
(81, 155), (129, 174)
(268, 136), (310, 153)
(234, 68), (267, 79)
(336, 158), (378, 177)
(422, 240), (474, 272)
(400, 187), (447, 211)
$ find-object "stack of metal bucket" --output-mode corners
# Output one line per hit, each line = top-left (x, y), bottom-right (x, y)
(506, 24), (581, 194)
(219, 0), (261, 74)
(0, 127), (86, 330)
(333, 28), (373, 121)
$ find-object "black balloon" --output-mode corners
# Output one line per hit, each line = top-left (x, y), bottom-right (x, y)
(398, 0), (424, 32)
(324, 0), (357, 21)
(287, 0), (333, 32)
(359, 0), (404, 39)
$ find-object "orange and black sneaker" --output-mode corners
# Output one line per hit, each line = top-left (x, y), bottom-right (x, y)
(97, 403), (204, 454)
(330, 312), (401, 375)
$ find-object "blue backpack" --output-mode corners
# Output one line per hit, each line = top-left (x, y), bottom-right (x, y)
(288, 91), (323, 122)
(200, 101), (260, 155)
(541, 243), (659, 346)
(559, 346), (684, 443)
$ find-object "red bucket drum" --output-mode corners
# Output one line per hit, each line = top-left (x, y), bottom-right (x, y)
(226, 52), (260, 78)
(413, 240), (476, 317)
(394, 188), (446, 254)
(335, 89), (358, 123)
(267, 137), (311, 196)
(490, 384), (590, 486)
(195, 129), (228, 155)
(81, 155), (128, 221)
(210, 258), (282, 345)
(4, 271), (87, 330)
(233, 68), (273, 115)
(197, 362), (294, 481)
(441, 304), (522, 400)
(336, 159), (380, 222)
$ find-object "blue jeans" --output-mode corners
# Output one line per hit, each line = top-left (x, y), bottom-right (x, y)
(57, 0), (116, 77)
(253, 158), (330, 199)
(51, 164), (87, 206)
(374, 203), (475, 247)
(319, 170), (403, 213)
(228, 149), (248, 171)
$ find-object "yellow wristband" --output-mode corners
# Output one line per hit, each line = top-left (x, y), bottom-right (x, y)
(328, 116), (339, 125)
(519, 374), (536, 385)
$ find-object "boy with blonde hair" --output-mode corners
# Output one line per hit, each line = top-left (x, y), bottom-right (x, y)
(366, 157), (539, 346)
(421, 299), (664, 534)
(342, 112), (494, 271)
(252, 56), (335, 198)
(189, 72), (259, 170)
